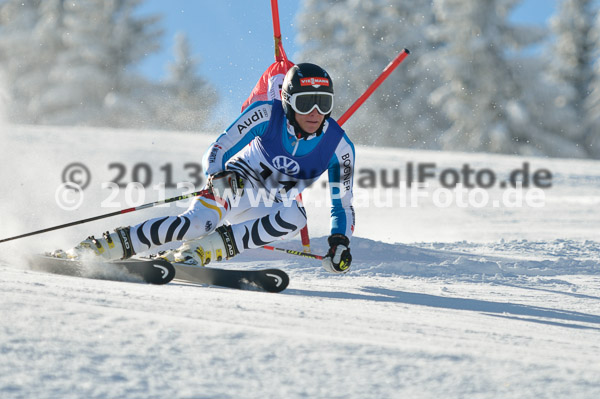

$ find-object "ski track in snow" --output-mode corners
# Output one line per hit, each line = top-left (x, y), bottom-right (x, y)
(1, 125), (600, 398)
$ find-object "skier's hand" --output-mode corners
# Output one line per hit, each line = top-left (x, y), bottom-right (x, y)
(208, 170), (244, 199)
(322, 234), (352, 273)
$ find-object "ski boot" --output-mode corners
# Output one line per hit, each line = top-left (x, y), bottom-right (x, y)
(161, 225), (239, 266)
(66, 227), (135, 261)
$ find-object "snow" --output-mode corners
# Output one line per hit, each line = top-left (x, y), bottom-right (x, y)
(1, 124), (600, 398)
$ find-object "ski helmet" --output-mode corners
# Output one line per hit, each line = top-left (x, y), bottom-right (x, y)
(282, 63), (334, 139)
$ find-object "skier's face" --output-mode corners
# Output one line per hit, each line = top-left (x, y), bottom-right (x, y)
(295, 108), (325, 134)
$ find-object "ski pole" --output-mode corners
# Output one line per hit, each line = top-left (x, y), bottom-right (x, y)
(0, 189), (210, 244)
(262, 245), (324, 260)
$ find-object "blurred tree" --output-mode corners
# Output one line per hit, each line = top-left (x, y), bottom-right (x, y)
(152, 32), (218, 131)
(297, 0), (449, 149)
(0, 0), (161, 126)
(0, 0), (48, 123)
(545, 0), (597, 156)
(0, 0), (216, 131)
(583, 4), (600, 156)
(428, 0), (586, 157)
(296, 0), (597, 158)
(41, 0), (162, 126)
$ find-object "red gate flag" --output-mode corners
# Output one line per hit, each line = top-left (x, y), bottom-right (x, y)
(241, 58), (295, 112)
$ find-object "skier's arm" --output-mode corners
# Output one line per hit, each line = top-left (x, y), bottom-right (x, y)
(322, 135), (355, 273)
(327, 135), (356, 240)
(202, 101), (272, 176)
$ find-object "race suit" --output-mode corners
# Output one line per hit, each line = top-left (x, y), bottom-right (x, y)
(129, 100), (355, 255)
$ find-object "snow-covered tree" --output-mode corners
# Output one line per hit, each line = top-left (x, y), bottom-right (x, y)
(585, 8), (600, 156)
(297, 0), (449, 148)
(27, 0), (73, 123)
(0, 0), (165, 127)
(152, 32), (218, 131)
(45, 0), (163, 126)
(545, 0), (596, 154)
(0, 0), (51, 123)
(427, 0), (586, 157)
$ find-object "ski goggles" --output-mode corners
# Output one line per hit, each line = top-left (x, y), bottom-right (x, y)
(285, 92), (334, 115)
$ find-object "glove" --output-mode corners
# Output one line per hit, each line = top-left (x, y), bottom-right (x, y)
(208, 170), (244, 200)
(322, 234), (352, 273)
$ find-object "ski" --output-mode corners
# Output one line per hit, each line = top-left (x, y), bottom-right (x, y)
(28, 255), (289, 292)
(29, 255), (175, 285)
(172, 263), (289, 293)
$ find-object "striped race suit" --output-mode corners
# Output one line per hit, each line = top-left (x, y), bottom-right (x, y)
(129, 100), (355, 255)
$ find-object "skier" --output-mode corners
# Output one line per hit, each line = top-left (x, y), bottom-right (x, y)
(63, 63), (355, 273)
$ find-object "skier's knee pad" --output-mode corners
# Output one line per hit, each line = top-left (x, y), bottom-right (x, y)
(178, 204), (222, 239)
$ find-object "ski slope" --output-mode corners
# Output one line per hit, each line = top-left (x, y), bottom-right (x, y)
(1, 124), (599, 399)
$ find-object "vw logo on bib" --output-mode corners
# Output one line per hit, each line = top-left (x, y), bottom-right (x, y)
(272, 155), (300, 175)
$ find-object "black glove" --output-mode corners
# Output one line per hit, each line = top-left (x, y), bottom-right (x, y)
(208, 170), (244, 199)
(322, 234), (352, 273)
